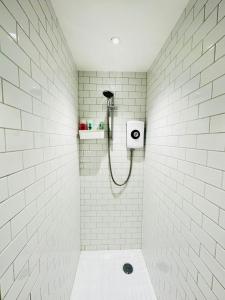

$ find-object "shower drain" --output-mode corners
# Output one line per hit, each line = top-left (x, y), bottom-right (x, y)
(123, 263), (133, 274)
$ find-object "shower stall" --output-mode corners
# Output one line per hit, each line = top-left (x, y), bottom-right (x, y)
(0, 0), (225, 299)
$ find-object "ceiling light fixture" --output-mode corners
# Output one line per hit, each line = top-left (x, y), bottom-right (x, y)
(111, 37), (120, 45)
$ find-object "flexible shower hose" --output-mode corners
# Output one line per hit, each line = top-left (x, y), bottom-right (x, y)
(106, 108), (133, 186)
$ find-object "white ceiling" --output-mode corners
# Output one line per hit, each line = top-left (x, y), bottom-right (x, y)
(52, 0), (188, 72)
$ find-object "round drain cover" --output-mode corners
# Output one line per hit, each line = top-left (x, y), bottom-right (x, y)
(123, 263), (133, 274)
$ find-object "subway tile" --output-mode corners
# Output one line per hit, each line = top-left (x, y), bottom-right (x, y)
(18, 26), (39, 64)
(7, 167), (36, 196)
(182, 75), (200, 96)
(39, 0), (52, 24)
(3, 262), (29, 300)
(191, 47), (214, 78)
(29, 0), (46, 28)
(80, 77), (90, 84)
(0, 80), (2, 102)
(207, 151), (225, 171)
(219, 209), (225, 229)
(0, 177), (8, 203)
(212, 277), (225, 300)
(210, 113), (225, 132)
(195, 164), (222, 187)
(199, 94), (225, 117)
(201, 55), (225, 86)
(2, 0), (29, 35)
(183, 42), (202, 70)
(19, 70), (42, 100)
(5, 129), (33, 151)
(34, 133), (49, 148)
(203, 216), (225, 248)
(186, 149), (207, 165)
(218, 0), (225, 20)
(0, 27), (30, 74)
(189, 247), (212, 286)
(123, 72), (135, 78)
(193, 193), (219, 222)
(30, 277), (41, 300)
(189, 82), (212, 106)
(197, 133), (225, 151)
(178, 134), (196, 148)
(170, 63), (183, 82)
(16, 257), (39, 300)
(0, 152), (23, 177)
(194, 0), (207, 18)
(203, 16), (225, 52)
(3, 80), (32, 112)
(191, 221), (216, 255)
(192, 9), (217, 47)
(197, 273), (218, 300)
(39, 22), (53, 51)
(177, 9), (193, 39)
(175, 69), (190, 89)
(183, 200), (202, 225)
(0, 103), (21, 129)
(30, 25), (48, 60)
(25, 179), (45, 205)
(205, 184), (225, 210)
(215, 36), (225, 61)
(110, 72), (123, 78)
(185, 9), (204, 43)
(46, 23), (58, 49)
(0, 265), (14, 298)
(0, 52), (18, 86)
(186, 117), (209, 134)
(11, 200), (37, 238)
(201, 247), (225, 288)
(205, 0), (221, 19)
(177, 41), (192, 66)
(23, 149), (44, 168)
(0, 128), (5, 152)
(0, 2), (16, 38)
(0, 222), (11, 253)
(213, 74), (225, 97)
(31, 62), (48, 89)
(18, 0), (39, 31)
(0, 191), (25, 229)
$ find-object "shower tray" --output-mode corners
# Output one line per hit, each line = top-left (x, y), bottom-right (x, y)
(70, 249), (157, 300)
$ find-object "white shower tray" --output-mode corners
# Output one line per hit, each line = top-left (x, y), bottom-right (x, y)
(79, 130), (105, 140)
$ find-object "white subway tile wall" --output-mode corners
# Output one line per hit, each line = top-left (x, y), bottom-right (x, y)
(0, 0), (80, 299)
(143, 0), (225, 299)
(79, 71), (146, 250)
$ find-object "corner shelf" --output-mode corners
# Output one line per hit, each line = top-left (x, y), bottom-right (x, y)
(79, 130), (105, 140)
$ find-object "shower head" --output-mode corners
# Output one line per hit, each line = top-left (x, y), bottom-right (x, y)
(103, 90), (114, 99)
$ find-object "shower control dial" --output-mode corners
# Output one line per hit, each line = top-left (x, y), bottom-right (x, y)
(131, 130), (140, 139)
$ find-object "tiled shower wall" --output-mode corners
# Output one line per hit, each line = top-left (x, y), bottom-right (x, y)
(79, 71), (146, 250)
(0, 1), (80, 299)
(143, 0), (225, 299)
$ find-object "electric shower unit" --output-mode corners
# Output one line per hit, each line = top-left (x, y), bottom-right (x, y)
(103, 90), (144, 186)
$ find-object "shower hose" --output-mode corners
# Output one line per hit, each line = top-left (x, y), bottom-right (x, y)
(106, 108), (133, 186)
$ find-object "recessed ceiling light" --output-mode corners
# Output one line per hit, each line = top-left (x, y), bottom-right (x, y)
(111, 37), (120, 45)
